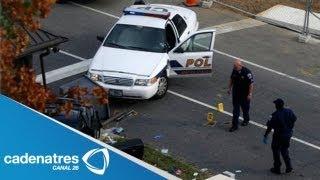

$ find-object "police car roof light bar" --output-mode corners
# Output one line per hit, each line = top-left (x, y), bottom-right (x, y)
(123, 7), (170, 20)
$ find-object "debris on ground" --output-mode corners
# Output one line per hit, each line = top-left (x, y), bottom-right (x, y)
(175, 169), (183, 176)
(143, 146), (212, 179)
(200, 168), (208, 172)
(193, 172), (199, 176)
(201, 0), (214, 8)
(153, 134), (164, 140)
(161, 149), (169, 155)
(112, 127), (124, 134)
(100, 133), (117, 144)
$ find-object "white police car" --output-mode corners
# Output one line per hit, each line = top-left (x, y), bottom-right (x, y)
(88, 4), (216, 99)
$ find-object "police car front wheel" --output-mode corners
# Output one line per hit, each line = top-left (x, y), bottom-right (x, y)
(153, 76), (168, 99)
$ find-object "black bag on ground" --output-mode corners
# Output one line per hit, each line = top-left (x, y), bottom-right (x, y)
(112, 138), (144, 160)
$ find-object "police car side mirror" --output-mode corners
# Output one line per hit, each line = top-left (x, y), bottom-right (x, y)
(96, 36), (104, 42)
(163, 43), (170, 53)
(174, 47), (184, 53)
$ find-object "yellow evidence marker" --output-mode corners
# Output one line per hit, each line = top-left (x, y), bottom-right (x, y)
(217, 103), (224, 112)
(207, 112), (216, 126)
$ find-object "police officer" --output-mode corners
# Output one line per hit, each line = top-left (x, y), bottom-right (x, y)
(134, 0), (146, 5)
(228, 59), (254, 132)
(263, 98), (297, 174)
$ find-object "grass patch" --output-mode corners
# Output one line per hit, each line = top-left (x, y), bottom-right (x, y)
(110, 137), (212, 179)
(143, 145), (212, 180)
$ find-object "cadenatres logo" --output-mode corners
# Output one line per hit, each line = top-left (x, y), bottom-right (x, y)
(82, 148), (109, 175)
(2, 148), (110, 175)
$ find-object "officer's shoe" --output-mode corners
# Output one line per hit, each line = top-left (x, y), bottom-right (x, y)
(241, 121), (249, 126)
(285, 168), (293, 173)
(270, 168), (281, 175)
(229, 126), (238, 132)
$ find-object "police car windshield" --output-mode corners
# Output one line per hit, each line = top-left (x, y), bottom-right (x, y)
(104, 24), (166, 53)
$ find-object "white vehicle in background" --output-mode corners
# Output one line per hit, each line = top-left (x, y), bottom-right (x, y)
(88, 4), (216, 99)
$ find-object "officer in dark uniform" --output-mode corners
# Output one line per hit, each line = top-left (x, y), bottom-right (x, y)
(134, 0), (146, 5)
(228, 59), (254, 132)
(263, 98), (297, 174)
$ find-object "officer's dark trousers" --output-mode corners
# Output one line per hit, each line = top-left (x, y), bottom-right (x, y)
(232, 95), (250, 127)
(271, 136), (292, 170)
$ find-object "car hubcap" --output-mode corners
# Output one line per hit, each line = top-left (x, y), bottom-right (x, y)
(157, 77), (167, 96)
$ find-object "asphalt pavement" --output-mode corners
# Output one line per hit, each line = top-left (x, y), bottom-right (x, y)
(38, 1), (320, 179)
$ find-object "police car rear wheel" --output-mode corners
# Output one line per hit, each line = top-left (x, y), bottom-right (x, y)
(154, 76), (168, 99)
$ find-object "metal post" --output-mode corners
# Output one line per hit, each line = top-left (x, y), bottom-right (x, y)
(39, 49), (50, 89)
(298, 0), (312, 42)
(302, 0), (312, 35)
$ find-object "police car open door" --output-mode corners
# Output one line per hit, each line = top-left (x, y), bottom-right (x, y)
(168, 30), (216, 77)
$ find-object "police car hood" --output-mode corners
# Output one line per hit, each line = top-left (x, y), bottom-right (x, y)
(90, 46), (165, 76)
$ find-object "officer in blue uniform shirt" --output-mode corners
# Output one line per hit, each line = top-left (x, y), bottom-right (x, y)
(264, 98), (297, 174)
(228, 59), (254, 132)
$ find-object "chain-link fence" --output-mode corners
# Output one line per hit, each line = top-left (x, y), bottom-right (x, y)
(211, 0), (320, 37)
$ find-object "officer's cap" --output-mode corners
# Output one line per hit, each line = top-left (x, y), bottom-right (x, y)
(273, 98), (284, 106)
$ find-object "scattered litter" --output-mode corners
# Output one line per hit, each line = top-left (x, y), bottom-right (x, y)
(175, 169), (182, 176)
(112, 127), (124, 134)
(193, 172), (199, 176)
(153, 134), (163, 140)
(107, 136), (117, 144)
(192, 179), (196, 180)
(130, 110), (138, 116)
(161, 149), (168, 155)
(100, 132), (117, 144)
(235, 170), (242, 173)
(216, 93), (223, 98)
(200, 168), (208, 172)
(200, 0), (213, 8)
(168, 166), (180, 175)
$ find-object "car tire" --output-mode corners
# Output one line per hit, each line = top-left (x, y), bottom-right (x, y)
(153, 75), (168, 99)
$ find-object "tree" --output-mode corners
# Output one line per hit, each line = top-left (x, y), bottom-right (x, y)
(0, 0), (107, 113)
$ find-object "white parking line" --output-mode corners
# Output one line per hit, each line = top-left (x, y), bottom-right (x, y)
(36, 59), (92, 84)
(214, 49), (320, 89)
(70, 2), (120, 19)
(59, 50), (87, 61)
(168, 90), (320, 151)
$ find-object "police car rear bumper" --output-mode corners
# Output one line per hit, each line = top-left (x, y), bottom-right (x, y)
(94, 81), (159, 99)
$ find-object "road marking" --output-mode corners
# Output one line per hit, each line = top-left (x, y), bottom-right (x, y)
(36, 59), (92, 84)
(59, 50), (87, 61)
(206, 174), (234, 180)
(70, 1), (120, 19)
(168, 90), (320, 151)
(213, 49), (320, 89)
